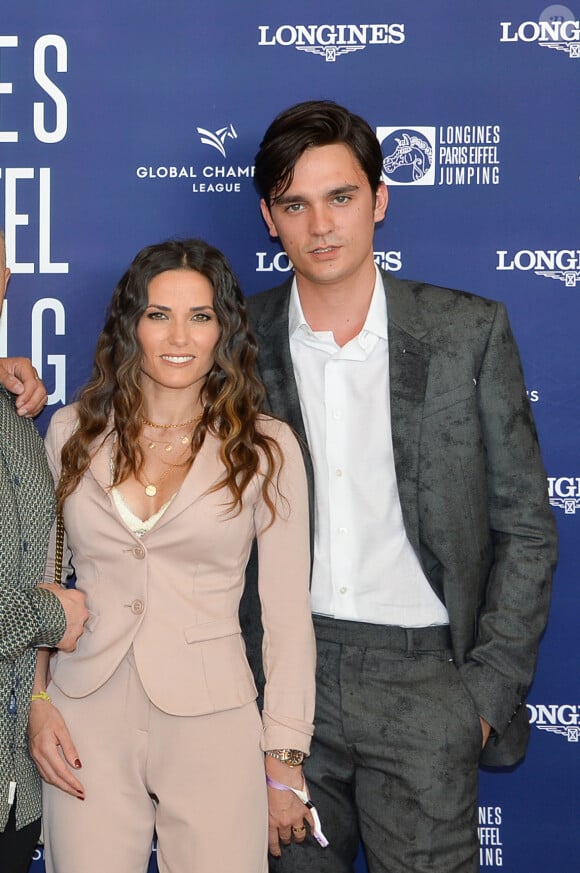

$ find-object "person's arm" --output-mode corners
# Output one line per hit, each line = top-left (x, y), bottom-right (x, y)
(457, 302), (558, 738)
(0, 583), (67, 659)
(28, 649), (85, 799)
(0, 357), (48, 417)
(254, 421), (317, 855)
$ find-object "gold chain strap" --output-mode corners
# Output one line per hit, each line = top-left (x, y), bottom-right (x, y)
(54, 512), (64, 585)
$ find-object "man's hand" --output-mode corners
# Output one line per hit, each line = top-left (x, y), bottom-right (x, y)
(29, 699), (85, 799)
(38, 583), (89, 652)
(480, 717), (492, 748)
(0, 357), (48, 416)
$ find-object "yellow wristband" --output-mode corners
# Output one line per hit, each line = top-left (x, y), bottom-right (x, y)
(31, 691), (51, 703)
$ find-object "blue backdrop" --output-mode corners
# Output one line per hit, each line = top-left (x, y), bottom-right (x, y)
(2, 2), (578, 871)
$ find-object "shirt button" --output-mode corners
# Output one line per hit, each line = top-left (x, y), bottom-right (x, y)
(131, 599), (145, 615)
(332, 409), (342, 420)
(133, 546), (145, 559)
(335, 468), (343, 478)
(338, 527), (348, 535)
(339, 586), (348, 595)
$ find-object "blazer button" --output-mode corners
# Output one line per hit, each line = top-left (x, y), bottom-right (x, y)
(132, 545), (146, 560)
(130, 599), (145, 615)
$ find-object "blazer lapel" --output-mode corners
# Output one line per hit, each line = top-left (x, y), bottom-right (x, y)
(153, 434), (224, 532)
(249, 281), (307, 443)
(248, 281), (315, 543)
(383, 271), (431, 558)
(87, 429), (115, 495)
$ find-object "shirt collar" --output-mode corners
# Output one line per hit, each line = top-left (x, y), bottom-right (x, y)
(289, 265), (388, 341)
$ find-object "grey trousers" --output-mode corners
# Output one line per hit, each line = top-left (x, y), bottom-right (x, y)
(270, 616), (481, 873)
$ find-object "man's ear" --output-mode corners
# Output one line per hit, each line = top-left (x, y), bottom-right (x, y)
(374, 182), (388, 223)
(260, 199), (279, 238)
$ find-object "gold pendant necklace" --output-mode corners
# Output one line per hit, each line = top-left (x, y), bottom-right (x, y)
(141, 465), (172, 497)
(139, 455), (192, 497)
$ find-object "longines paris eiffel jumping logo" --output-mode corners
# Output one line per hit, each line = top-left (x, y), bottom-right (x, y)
(380, 129), (435, 185)
(376, 126), (501, 187)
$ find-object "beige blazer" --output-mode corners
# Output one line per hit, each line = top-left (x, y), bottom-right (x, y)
(44, 404), (315, 753)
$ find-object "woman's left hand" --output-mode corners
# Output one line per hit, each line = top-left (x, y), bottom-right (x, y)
(265, 757), (315, 857)
(28, 698), (85, 799)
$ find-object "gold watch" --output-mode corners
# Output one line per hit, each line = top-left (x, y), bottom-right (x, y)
(265, 748), (305, 766)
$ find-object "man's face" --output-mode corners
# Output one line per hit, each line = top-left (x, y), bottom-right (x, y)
(260, 143), (387, 293)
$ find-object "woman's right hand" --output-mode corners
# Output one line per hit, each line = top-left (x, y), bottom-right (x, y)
(28, 698), (85, 799)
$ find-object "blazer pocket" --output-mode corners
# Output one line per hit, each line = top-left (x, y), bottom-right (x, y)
(423, 381), (476, 418)
(183, 615), (240, 643)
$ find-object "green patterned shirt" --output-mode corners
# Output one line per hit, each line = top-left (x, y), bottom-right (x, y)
(0, 387), (66, 831)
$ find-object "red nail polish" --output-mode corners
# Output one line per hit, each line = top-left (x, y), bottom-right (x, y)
(74, 759), (82, 769)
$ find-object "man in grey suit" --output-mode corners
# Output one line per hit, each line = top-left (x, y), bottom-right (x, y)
(241, 101), (558, 872)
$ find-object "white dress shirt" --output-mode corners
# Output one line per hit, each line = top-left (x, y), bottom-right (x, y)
(289, 267), (449, 627)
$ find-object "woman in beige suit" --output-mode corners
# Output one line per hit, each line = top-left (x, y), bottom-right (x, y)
(28, 239), (316, 873)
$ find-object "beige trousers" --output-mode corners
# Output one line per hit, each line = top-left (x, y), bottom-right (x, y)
(42, 651), (268, 873)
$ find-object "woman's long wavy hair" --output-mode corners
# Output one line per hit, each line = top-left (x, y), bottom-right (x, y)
(57, 239), (282, 519)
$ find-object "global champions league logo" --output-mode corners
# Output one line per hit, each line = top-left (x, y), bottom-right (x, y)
(196, 123), (237, 157)
(135, 121), (253, 193)
(500, 4), (580, 58)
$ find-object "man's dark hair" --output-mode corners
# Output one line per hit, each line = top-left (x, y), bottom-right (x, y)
(254, 100), (384, 206)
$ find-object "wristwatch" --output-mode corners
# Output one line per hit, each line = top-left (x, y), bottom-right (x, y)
(265, 748), (305, 767)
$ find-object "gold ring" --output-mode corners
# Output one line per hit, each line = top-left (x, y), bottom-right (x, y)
(292, 825), (306, 833)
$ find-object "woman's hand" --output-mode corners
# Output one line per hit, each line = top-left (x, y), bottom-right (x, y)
(28, 699), (85, 799)
(265, 756), (315, 857)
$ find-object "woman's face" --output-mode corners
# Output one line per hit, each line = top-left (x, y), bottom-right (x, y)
(136, 268), (220, 396)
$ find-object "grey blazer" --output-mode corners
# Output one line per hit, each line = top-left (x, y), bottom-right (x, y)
(0, 386), (65, 830)
(241, 270), (558, 767)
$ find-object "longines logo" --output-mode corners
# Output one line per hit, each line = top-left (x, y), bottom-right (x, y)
(496, 249), (580, 286)
(547, 476), (580, 514)
(499, 4), (580, 58)
(135, 121), (253, 195)
(376, 125), (501, 187)
(257, 23), (405, 62)
(527, 703), (580, 741)
(255, 250), (403, 273)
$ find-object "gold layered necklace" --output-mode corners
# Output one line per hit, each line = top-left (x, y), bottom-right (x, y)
(138, 415), (199, 497)
(139, 458), (191, 498)
(141, 415), (200, 429)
